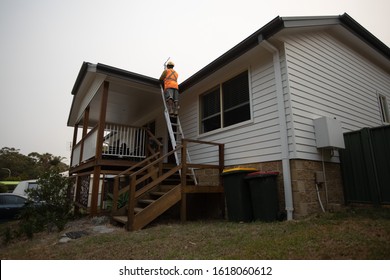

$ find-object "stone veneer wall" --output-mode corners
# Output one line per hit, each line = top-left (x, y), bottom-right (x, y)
(195, 159), (345, 219)
(289, 159), (345, 218)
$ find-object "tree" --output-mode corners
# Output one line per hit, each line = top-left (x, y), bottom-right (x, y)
(0, 147), (69, 180)
(0, 147), (36, 180)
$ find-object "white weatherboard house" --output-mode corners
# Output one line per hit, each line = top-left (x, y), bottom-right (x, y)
(68, 13), (390, 230)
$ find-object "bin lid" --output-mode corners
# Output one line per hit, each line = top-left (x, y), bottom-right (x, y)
(221, 167), (257, 176)
(245, 171), (279, 179)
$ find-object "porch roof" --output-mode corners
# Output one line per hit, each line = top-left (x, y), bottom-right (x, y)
(67, 62), (162, 127)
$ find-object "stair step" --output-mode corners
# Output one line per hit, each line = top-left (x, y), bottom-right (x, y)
(150, 191), (166, 197)
(138, 199), (155, 205)
(112, 215), (127, 224)
(134, 207), (143, 214)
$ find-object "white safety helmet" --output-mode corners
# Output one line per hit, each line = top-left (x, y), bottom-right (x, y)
(167, 60), (175, 67)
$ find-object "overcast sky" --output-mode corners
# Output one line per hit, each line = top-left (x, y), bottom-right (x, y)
(1, 0), (389, 165)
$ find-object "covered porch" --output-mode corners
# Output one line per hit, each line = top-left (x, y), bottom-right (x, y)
(67, 63), (167, 214)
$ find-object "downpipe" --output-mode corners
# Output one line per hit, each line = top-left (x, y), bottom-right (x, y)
(262, 39), (294, 220)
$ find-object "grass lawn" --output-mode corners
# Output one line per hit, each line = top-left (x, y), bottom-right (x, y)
(1, 207), (389, 260)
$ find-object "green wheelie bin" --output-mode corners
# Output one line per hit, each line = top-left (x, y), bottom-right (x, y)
(245, 171), (279, 222)
(221, 167), (257, 222)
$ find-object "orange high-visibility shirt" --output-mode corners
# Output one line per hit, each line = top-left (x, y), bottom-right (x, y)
(161, 69), (179, 90)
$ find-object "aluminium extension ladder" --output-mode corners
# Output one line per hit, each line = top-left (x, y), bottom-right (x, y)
(160, 85), (198, 185)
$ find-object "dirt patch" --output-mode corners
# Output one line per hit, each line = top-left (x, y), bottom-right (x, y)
(57, 216), (122, 243)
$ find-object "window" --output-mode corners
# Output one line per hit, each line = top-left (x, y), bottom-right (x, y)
(379, 94), (390, 123)
(200, 71), (250, 133)
(27, 182), (38, 192)
(201, 87), (221, 133)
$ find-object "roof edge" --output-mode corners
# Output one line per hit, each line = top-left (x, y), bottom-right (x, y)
(339, 13), (390, 59)
(95, 63), (161, 87)
(71, 62), (91, 95)
(180, 13), (390, 92)
(179, 16), (284, 92)
(71, 62), (161, 97)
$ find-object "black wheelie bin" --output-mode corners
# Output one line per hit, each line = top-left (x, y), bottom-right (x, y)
(245, 171), (279, 222)
(221, 167), (257, 222)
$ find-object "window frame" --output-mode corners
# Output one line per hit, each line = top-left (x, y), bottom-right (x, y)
(378, 93), (390, 124)
(199, 70), (252, 135)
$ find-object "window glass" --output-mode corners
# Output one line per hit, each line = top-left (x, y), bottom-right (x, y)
(200, 71), (250, 133)
(201, 88), (221, 133)
(28, 182), (38, 191)
(0, 195), (26, 204)
(222, 71), (250, 127)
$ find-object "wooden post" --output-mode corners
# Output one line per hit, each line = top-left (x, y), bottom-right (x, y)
(127, 176), (137, 231)
(219, 143), (225, 187)
(79, 106), (90, 162)
(90, 81), (109, 215)
(96, 81), (109, 159)
(219, 143), (225, 219)
(112, 176), (119, 212)
(74, 175), (81, 215)
(90, 166), (101, 215)
(70, 124), (78, 167)
(180, 140), (188, 222)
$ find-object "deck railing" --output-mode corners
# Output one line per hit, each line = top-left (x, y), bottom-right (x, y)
(71, 123), (159, 167)
(102, 123), (147, 158)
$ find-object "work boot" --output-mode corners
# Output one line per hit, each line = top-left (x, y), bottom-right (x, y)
(174, 102), (180, 116)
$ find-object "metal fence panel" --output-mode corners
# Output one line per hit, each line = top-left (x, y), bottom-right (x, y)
(340, 125), (390, 205)
(370, 126), (390, 204)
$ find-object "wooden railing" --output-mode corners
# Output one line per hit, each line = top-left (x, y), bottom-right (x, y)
(71, 125), (98, 167)
(71, 123), (162, 167)
(181, 139), (225, 189)
(102, 123), (148, 158)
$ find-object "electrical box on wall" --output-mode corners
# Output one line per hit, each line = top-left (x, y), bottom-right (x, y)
(313, 117), (345, 149)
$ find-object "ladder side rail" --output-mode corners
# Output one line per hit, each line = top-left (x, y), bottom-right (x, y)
(176, 118), (198, 185)
(160, 85), (180, 166)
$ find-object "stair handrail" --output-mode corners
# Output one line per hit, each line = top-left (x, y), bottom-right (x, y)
(144, 127), (163, 156)
(126, 145), (183, 230)
(112, 151), (162, 211)
(129, 145), (182, 179)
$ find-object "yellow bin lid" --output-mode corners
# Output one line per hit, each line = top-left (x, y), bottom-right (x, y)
(222, 167), (257, 174)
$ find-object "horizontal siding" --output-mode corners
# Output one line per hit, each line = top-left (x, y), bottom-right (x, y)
(285, 31), (390, 161)
(180, 53), (283, 166)
(178, 30), (390, 166)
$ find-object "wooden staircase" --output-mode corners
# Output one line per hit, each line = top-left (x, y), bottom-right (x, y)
(112, 182), (182, 231)
(110, 146), (197, 231)
(109, 123), (225, 231)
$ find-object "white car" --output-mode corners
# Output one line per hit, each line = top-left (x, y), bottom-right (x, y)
(12, 180), (38, 197)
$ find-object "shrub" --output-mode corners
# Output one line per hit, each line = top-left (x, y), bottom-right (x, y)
(19, 170), (72, 237)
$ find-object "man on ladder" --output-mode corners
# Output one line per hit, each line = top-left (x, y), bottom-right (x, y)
(159, 60), (179, 116)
